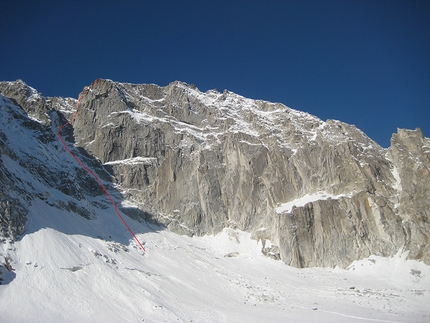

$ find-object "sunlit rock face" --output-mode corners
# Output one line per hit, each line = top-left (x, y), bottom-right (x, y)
(1, 79), (429, 267)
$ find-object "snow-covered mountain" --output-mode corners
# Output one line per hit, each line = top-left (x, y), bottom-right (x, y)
(0, 79), (429, 322)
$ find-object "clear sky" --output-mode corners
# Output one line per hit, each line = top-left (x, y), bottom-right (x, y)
(1, 0), (429, 147)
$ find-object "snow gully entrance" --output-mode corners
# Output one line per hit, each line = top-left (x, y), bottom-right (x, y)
(57, 79), (146, 253)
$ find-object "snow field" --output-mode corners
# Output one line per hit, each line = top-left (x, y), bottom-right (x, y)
(1, 199), (429, 323)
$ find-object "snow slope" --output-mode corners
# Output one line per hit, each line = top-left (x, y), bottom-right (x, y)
(1, 199), (429, 323)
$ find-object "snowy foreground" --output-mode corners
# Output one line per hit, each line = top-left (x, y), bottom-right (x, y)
(1, 202), (429, 323)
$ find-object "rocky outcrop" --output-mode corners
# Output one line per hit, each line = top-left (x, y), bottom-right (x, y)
(0, 79), (429, 268)
(0, 83), (110, 238)
(388, 128), (430, 264)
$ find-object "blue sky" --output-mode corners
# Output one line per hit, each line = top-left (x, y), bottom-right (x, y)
(1, 0), (429, 147)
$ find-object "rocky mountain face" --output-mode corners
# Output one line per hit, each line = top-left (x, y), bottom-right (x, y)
(1, 79), (429, 268)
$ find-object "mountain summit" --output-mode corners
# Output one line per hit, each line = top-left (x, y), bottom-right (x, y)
(1, 79), (429, 269)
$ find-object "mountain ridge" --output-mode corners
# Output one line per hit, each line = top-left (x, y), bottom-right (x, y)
(1, 78), (429, 268)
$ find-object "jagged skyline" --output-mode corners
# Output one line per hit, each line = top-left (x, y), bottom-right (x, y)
(1, 0), (429, 147)
(3, 77), (429, 267)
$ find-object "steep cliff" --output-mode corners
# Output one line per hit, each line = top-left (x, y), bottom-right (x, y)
(1, 79), (429, 268)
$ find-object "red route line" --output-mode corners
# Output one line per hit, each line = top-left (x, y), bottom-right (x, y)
(57, 78), (146, 253)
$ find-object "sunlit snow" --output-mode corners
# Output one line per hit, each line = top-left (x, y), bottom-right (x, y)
(275, 191), (355, 214)
(1, 200), (429, 322)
